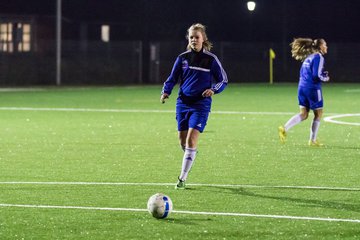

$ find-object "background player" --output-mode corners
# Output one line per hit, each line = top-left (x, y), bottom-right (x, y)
(279, 38), (330, 146)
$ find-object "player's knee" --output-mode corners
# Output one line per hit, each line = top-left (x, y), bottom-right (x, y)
(313, 110), (323, 120)
(186, 137), (198, 148)
(300, 112), (308, 120)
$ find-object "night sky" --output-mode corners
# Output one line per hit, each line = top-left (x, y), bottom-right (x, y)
(1, 0), (360, 42)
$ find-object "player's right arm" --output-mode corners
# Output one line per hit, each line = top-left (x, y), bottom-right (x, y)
(160, 57), (182, 103)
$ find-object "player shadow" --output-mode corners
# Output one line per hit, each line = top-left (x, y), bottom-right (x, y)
(205, 186), (360, 213)
(203, 130), (215, 134)
(322, 145), (360, 150)
(166, 217), (213, 225)
(180, 187), (196, 191)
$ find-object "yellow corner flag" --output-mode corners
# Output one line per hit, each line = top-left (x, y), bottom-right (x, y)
(269, 48), (276, 59)
(269, 48), (276, 84)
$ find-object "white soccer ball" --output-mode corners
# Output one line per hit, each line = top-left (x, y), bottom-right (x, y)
(147, 193), (173, 219)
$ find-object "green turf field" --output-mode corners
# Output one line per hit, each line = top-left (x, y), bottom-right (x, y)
(0, 84), (359, 239)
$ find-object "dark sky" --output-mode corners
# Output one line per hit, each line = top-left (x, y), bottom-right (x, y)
(1, 0), (360, 42)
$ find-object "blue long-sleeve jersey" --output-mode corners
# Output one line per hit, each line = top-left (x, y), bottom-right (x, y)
(299, 52), (329, 89)
(161, 48), (228, 112)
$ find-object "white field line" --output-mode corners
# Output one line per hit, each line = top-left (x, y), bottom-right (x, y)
(2, 107), (358, 125)
(0, 106), (349, 116)
(344, 89), (360, 93)
(0, 203), (359, 223)
(0, 181), (359, 191)
(0, 88), (46, 92)
(324, 113), (360, 126)
(0, 107), (174, 114)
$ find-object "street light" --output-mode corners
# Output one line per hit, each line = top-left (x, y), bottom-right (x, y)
(247, 1), (256, 11)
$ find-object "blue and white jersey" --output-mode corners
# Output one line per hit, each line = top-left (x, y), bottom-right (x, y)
(161, 48), (228, 112)
(299, 52), (329, 89)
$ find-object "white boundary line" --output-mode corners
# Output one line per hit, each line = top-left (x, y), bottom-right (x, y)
(344, 89), (360, 93)
(0, 106), (293, 115)
(0, 106), (353, 116)
(0, 107), (174, 114)
(0, 88), (46, 92)
(0, 181), (359, 191)
(2, 107), (360, 127)
(0, 203), (359, 223)
(324, 113), (360, 126)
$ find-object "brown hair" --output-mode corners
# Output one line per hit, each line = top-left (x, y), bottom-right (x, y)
(186, 23), (213, 51)
(290, 38), (326, 61)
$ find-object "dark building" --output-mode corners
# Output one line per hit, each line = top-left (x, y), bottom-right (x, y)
(1, 0), (360, 85)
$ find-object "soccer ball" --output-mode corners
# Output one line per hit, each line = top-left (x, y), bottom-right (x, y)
(147, 193), (173, 219)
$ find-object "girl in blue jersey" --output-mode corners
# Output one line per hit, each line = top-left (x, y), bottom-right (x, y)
(160, 23), (228, 189)
(279, 38), (330, 146)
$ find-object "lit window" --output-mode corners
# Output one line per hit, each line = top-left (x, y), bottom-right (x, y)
(101, 25), (110, 42)
(0, 22), (31, 53)
(22, 24), (31, 52)
(0, 23), (13, 52)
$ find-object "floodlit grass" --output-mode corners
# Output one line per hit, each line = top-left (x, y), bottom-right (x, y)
(0, 84), (359, 239)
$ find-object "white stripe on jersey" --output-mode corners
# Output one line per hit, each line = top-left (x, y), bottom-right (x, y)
(189, 66), (210, 72)
(179, 49), (191, 56)
(317, 54), (329, 82)
(203, 50), (228, 91)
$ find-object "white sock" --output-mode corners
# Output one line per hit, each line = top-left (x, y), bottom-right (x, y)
(284, 114), (303, 131)
(179, 147), (197, 181)
(310, 120), (321, 141)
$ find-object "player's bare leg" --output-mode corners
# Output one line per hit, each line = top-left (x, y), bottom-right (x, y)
(179, 130), (187, 151)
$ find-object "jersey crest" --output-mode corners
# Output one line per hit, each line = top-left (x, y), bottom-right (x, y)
(182, 60), (189, 70)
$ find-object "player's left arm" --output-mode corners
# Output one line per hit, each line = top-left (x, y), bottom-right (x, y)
(210, 57), (228, 94)
(313, 54), (330, 82)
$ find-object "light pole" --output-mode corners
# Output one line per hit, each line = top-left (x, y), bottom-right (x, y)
(56, 0), (62, 86)
(246, 1), (256, 41)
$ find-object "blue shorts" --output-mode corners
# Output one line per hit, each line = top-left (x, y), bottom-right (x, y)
(298, 87), (323, 110)
(176, 110), (209, 133)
